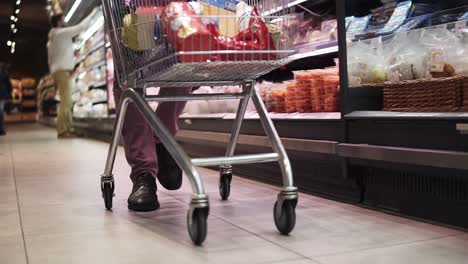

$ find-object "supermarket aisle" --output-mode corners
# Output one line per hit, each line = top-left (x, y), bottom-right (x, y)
(1, 124), (468, 264)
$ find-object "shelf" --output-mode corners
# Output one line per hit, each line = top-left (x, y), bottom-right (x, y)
(345, 111), (468, 121)
(92, 99), (108, 105)
(75, 42), (105, 66)
(290, 45), (338, 61)
(38, 82), (55, 90)
(262, 0), (308, 16)
(89, 81), (107, 89)
(79, 60), (106, 73)
(180, 112), (341, 120)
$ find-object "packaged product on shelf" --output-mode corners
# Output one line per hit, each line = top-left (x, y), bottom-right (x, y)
(419, 27), (458, 78)
(271, 87), (287, 113)
(285, 82), (296, 113)
(22, 78), (36, 88)
(384, 31), (426, 81)
(378, 1), (413, 35)
(347, 37), (386, 86)
(322, 75), (340, 112)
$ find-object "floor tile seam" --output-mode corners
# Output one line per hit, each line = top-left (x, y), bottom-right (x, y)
(164, 193), (307, 255)
(260, 257), (323, 264)
(212, 214), (322, 262)
(7, 138), (30, 264)
(164, 190), (322, 261)
(312, 233), (462, 259)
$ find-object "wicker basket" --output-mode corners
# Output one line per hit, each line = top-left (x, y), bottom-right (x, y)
(462, 77), (468, 109)
(383, 76), (463, 112)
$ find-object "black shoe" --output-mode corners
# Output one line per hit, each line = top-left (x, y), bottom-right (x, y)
(128, 173), (160, 212)
(156, 143), (183, 191)
(0, 131), (6, 136)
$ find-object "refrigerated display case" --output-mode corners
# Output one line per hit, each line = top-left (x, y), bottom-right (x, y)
(37, 75), (58, 119)
(337, 0), (468, 228)
(72, 7), (110, 119)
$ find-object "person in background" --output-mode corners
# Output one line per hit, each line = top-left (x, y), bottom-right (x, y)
(0, 63), (12, 136)
(47, 8), (97, 138)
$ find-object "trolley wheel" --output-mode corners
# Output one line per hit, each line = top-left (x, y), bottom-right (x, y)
(102, 182), (114, 210)
(187, 208), (208, 246)
(219, 172), (232, 200)
(274, 200), (296, 235)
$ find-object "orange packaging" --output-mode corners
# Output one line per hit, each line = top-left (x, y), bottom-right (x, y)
(323, 87), (339, 98)
(275, 105), (287, 113)
(322, 75), (340, 86)
(294, 69), (325, 81)
(324, 97), (339, 112)
(312, 104), (325, 112)
(310, 86), (324, 97)
(296, 105), (312, 113)
(295, 89), (311, 97)
(271, 89), (286, 99)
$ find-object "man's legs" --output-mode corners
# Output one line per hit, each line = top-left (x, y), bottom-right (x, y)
(154, 87), (191, 190)
(113, 86), (157, 180)
(0, 100), (5, 135)
(113, 84), (159, 211)
(112, 84), (190, 211)
(53, 71), (73, 137)
(154, 87), (192, 143)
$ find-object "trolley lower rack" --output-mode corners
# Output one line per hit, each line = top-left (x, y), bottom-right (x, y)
(100, 80), (298, 245)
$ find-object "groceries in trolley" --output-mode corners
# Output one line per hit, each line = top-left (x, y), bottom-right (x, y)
(122, 1), (286, 62)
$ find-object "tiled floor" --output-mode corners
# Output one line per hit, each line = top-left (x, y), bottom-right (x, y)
(1, 124), (467, 264)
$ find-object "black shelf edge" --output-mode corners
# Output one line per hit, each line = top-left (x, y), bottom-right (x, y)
(345, 111), (468, 121)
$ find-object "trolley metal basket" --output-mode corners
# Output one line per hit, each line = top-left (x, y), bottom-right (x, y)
(101, 0), (299, 245)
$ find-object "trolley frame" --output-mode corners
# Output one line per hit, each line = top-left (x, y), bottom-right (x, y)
(100, 0), (298, 245)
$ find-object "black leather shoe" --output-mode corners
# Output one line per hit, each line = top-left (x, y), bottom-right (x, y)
(128, 173), (160, 212)
(156, 143), (183, 190)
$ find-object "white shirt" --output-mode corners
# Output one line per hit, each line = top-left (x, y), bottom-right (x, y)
(47, 13), (95, 74)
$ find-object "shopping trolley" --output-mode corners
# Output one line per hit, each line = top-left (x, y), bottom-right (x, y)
(100, 0), (299, 245)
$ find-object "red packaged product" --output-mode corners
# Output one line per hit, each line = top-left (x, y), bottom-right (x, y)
(162, 2), (216, 63)
(162, 3), (276, 63)
(214, 6), (277, 61)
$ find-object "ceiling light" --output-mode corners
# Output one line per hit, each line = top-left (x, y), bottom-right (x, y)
(11, 24), (15, 29)
(14, 18), (18, 22)
(11, 48), (15, 54)
(15, 9), (20, 14)
(7, 41), (12, 46)
(10, 16), (15, 20)
(13, 29), (18, 33)
(64, 0), (82, 23)
(12, 42), (16, 47)
(16, 0), (21, 4)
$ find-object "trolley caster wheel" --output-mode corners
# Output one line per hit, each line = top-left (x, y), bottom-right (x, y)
(187, 208), (208, 246)
(102, 182), (114, 210)
(274, 200), (296, 235)
(219, 172), (232, 200)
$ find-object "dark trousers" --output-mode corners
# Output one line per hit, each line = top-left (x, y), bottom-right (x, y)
(113, 85), (191, 179)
